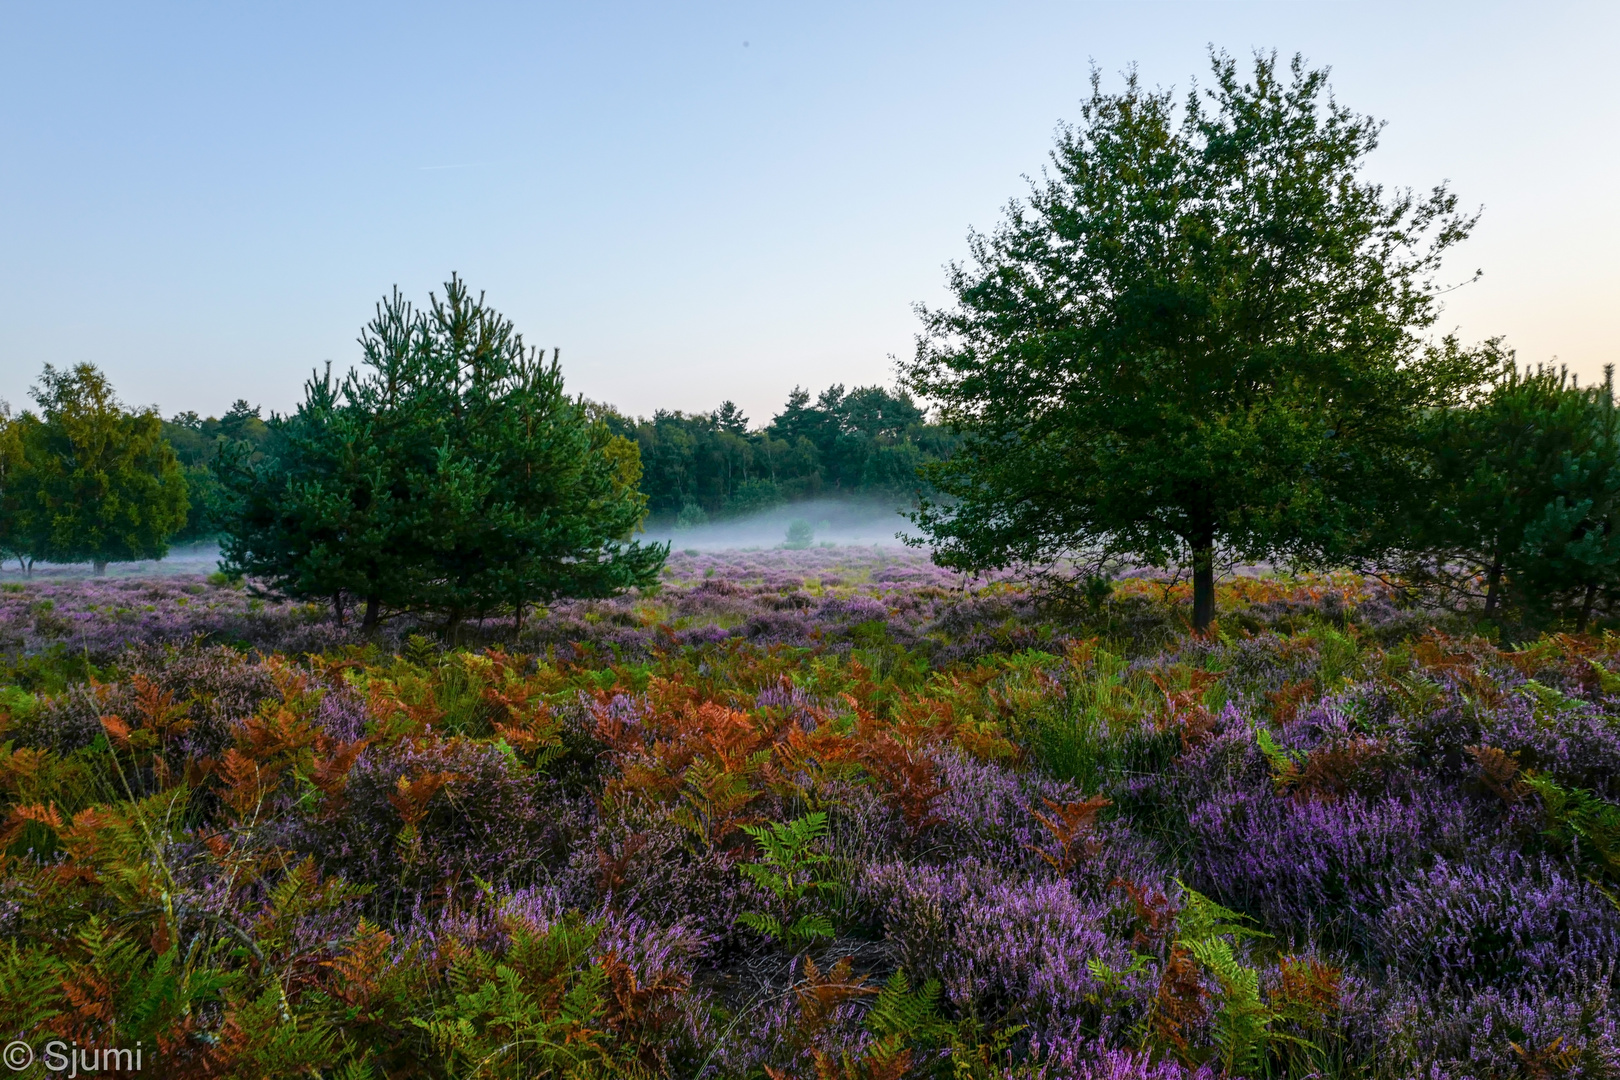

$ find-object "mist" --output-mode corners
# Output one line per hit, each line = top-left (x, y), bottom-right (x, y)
(642, 497), (924, 552)
(0, 543), (225, 580)
(0, 500), (925, 579)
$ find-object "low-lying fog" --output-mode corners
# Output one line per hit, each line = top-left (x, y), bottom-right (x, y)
(1, 544), (226, 581)
(642, 498), (923, 551)
(0, 500), (927, 579)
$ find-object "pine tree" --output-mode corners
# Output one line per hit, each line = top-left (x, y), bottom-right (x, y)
(1408, 355), (1620, 629)
(219, 277), (665, 629)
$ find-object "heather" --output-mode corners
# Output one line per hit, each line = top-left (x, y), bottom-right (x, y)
(2, 549), (1619, 1078)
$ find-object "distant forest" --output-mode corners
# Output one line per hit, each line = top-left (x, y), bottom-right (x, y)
(161, 383), (955, 540)
(599, 384), (957, 525)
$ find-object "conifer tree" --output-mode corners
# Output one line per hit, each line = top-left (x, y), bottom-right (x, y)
(1408, 355), (1620, 629)
(220, 277), (665, 629)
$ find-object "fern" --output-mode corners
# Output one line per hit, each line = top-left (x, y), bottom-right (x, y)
(1086, 951), (1151, 1000)
(1255, 728), (1303, 792)
(1175, 882), (1271, 946)
(0, 940), (66, 1041)
(736, 811), (840, 948)
(1165, 884), (1313, 1075)
(1587, 657), (1620, 695)
(864, 971), (949, 1068)
(1523, 679), (1581, 713)
(1185, 936), (1275, 1075)
(411, 914), (618, 1079)
(1523, 771), (1620, 879)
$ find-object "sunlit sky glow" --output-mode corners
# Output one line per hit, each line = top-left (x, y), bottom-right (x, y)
(2, 1), (1615, 425)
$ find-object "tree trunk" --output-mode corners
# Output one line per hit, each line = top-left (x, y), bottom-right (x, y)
(514, 599), (525, 640)
(332, 593), (346, 627)
(92, 560), (108, 577)
(1483, 555), (1504, 616)
(361, 595), (381, 632)
(1192, 543), (1216, 633)
(1578, 581), (1599, 634)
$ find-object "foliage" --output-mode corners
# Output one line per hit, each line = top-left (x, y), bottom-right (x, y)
(2, 551), (1619, 1076)
(1522, 771), (1620, 881)
(606, 383), (958, 521)
(411, 914), (621, 1079)
(1397, 356), (1620, 630)
(905, 52), (1488, 629)
(161, 400), (273, 543)
(736, 811), (839, 948)
(1, 364), (189, 574)
(785, 520), (816, 550)
(218, 277), (666, 629)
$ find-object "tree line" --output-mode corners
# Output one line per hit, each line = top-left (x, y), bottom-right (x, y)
(3, 51), (1617, 635)
(600, 384), (957, 526)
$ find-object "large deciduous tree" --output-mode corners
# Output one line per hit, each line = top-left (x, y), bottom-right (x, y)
(2, 364), (188, 575)
(220, 276), (666, 630)
(905, 52), (1487, 629)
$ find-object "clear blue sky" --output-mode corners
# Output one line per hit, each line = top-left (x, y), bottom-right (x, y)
(2, 2), (1615, 426)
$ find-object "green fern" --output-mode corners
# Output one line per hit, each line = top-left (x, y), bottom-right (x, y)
(331, 1058), (377, 1080)
(1170, 884), (1314, 1075)
(736, 811), (839, 948)
(411, 914), (617, 1079)
(1254, 728), (1304, 790)
(1175, 882), (1271, 946)
(1587, 657), (1620, 695)
(0, 940), (66, 1040)
(864, 971), (950, 1064)
(1086, 951), (1151, 1004)
(1523, 679), (1581, 713)
(1523, 771), (1620, 879)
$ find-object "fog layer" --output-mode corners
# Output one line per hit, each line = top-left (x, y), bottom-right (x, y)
(642, 497), (924, 551)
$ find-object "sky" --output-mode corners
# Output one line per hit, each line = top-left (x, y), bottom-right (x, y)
(1, 1), (1616, 427)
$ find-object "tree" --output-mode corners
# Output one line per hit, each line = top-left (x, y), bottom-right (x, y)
(1407, 355), (1620, 630)
(0, 400), (25, 571)
(219, 276), (666, 631)
(905, 51), (1486, 629)
(3, 365), (188, 575)
(162, 401), (273, 544)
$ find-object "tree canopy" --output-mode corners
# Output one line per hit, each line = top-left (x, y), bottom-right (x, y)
(905, 51), (1488, 628)
(162, 400), (273, 543)
(219, 276), (665, 629)
(1397, 353), (1620, 629)
(605, 383), (956, 523)
(0, 364), (189, 575)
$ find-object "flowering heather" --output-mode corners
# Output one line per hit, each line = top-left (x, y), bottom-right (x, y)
(1, 549), (1617, 1077)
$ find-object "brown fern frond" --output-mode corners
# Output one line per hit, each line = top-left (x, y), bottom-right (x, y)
(1510, 1035), (1580, 1080)
(794, 956), (874, 1041)
(1291, 737), (1389, 802)
(1114, 877), (1178, 949)
(1151, 944), (1207, 1054)
(0, 802), (63, 846)
(1029, 794), (1111, 873)
(1275, 954), (1341, 1016)
(1267, 679), (1318, 726)
(1467, 744), (1529, 804)
(323, 920), (394, 1010)
(388, 770), (457, 827)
